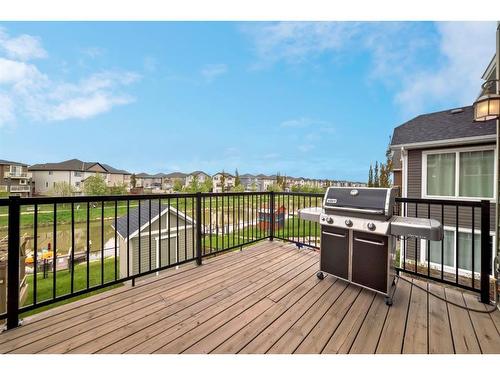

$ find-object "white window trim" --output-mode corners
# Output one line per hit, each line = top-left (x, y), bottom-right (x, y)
(421, 145), (497, 202)
(419, 225), (495, 277)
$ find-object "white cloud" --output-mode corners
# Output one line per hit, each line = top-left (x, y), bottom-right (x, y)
(395, 22), (496, 114)
(201, 63), (228, 82)
(244, 22), (497, 115)
(280, 117), (331, 128)
(0, 93), (15, 126)
(0, 28), (47, 61)
(0, 57), (45, 84)
(48, 92), (133, 121)
(0, 29), (140, 126)
(79, 46), (105, 59)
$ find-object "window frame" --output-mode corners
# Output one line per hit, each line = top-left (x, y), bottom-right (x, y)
(421, 145), (497, 202)
(420, 226), (495, 277)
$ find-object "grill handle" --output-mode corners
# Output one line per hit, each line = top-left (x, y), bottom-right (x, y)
(354, 237), (385, 246)
(322, 231), (346, 238)
(324, 206), (385, 215)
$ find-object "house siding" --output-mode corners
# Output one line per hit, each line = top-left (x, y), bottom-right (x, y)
(404, 145), (496, 263)
(119, 211), (195, 278)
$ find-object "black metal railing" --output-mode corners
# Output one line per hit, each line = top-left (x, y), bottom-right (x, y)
(0, 192), (275, 329)
(394, 197), (491, 303)
(272, 192), (323, 249)
(0, 191), (492, 330)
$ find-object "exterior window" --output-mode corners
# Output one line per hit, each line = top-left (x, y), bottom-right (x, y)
(424, 148), (495, 199)
(48, 171), (53, 175)
(425, 229), (490, 274)
(459, 150), (494, 198)
(75, 182), (81, 188)
(74, 171), (83, 177)
(45, 182), (49, 188)
(426, 153), (455, 196)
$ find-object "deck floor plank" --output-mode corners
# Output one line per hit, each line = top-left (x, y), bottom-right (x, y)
(402, 278), (428, 354)
(445, 288), (481, 354)
(375, 277), (412, 354)
(428, 282), (454, 354)
(0, 240), (499, 354)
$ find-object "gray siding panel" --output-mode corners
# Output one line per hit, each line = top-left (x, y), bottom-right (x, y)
(403, 146), (496, 266)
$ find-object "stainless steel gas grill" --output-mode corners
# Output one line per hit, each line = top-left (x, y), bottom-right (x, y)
(299, 187), (443, 305)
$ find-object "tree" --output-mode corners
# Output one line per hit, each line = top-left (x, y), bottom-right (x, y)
(266, 183), (283, 192)
(232, 184), (245, 192)
(49, 181), (76, 197)
(234, 169), (241, 187)
(202, 177), (213, 192)
(373, 161), (380, 187)
(173, 179), (183, 192)
(83, 175), (108, 196)
(368, 164), (374, 187)
(379, 138), (393, 188)
(185, 175), (200, 193)
(108, 182), (128, 195)
(220, 171), (226, 193)
(130, 173), (137, 188)
(250, 181), (257, 192)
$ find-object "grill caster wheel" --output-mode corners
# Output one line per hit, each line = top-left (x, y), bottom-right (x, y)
(316, 272), (325, 280)
(385, 296), (393, 306)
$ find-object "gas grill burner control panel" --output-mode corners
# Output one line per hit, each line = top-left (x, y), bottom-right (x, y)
(319, 213), (391, 235)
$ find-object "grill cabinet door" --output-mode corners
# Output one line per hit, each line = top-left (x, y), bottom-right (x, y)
(320, 227), (349, 280)
(351, 231), (388, 293)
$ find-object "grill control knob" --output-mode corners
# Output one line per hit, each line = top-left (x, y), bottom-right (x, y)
(326, 217), (334, 224)
(367, 222), (376, 231)
(345, 219), (353, 227)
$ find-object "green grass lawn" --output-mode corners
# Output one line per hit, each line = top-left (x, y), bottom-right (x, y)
(22, 257), (121, 317)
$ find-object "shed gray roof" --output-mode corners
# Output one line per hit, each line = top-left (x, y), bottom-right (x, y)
(113, 204), (193, 239)
(391, 106), (496, 147)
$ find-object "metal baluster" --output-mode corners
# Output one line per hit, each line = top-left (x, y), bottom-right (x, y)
(71, 202), (75, 293)
(33, 203), (38, 305)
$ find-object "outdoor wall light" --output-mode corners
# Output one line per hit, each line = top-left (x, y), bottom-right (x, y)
(474, 79), (500, 121)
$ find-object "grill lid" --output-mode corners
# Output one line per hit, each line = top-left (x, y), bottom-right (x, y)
(323, 187), (394, 217)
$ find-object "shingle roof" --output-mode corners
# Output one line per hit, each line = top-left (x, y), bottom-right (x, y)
(0, 159), (27, 166)
(29, 159), (130, 174)
(189, 171), (209, 177)
(391, 106), (496, 147)
(165, 172), (187, 178)
(113, 204), (193, 239)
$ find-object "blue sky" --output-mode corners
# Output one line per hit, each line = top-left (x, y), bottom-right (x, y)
(0, 22), (496, 181)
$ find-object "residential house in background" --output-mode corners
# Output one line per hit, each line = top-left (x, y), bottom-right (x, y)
(212, 172), (235, 193)
(0, 159), (32, 196)
(256, 174), (277, 191)
(135, 173), (156, 189)
(29, 159), (131, 195)
(185, 171), (210, 188)
(164, 172), (188, 191)
(113, 204), (195, 278)
(390, 105), (496, 278)
(240, 173), (259, 191)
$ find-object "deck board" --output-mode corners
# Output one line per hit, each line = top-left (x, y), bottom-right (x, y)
(0, 240), (499, 354)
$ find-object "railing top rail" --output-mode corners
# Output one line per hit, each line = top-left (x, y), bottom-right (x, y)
(395, 196), (485, 207)
(274, 192), (324, 197)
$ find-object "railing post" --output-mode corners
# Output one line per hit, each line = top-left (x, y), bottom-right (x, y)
(269, 191), (275, 241)
(7, 196), (21, 329)
(196, 192), (202, 265)
(480, 200), (491, 304)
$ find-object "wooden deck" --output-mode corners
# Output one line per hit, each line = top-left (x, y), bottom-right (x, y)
(1, 240), (499, 354)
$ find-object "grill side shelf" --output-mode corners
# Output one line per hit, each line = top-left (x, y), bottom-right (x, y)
(390, 215), (444, 241)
